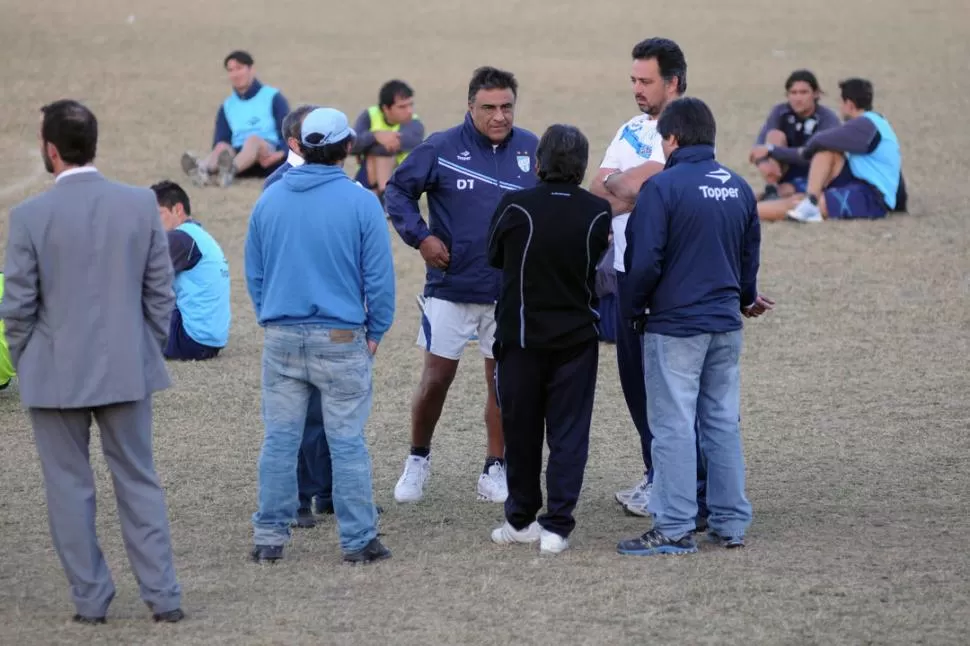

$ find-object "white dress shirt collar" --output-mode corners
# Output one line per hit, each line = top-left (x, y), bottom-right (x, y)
(55, 166), (98, 183)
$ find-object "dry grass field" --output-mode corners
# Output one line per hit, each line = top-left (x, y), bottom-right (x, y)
(1, 0), (968, 644)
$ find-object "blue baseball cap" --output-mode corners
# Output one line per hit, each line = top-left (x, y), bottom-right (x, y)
(301, 107), (356, 147)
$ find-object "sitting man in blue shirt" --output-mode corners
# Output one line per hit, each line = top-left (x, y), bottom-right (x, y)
(151, 181), (231, 360)
(748, 70), (840, 200)
(759, 78), (907, 222)
(180, 50), (290, 188)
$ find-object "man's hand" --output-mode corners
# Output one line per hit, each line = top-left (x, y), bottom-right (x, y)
(419, 235), (450, 270)
(749, 145), (771, 163)
(743, 294), (776, 318)
(373, 130), (401, 153)
(367, 339), (379, 355)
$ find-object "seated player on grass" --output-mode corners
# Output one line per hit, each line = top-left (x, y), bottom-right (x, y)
(758, 78), (908, 222)
(180, 50), (290, 188)
(0, 273), (15, 391)
(351, 80), (425, 204)
(151, 181), (231, 360)
(749, 69), (839, 200)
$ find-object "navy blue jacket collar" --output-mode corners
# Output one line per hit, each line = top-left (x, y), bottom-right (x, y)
(461, 112), (514, 149)
(235, 78), (263, 100)
(665, 144), (716, 169)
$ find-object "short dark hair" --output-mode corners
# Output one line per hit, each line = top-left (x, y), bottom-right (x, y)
(536, 124), (589, 185)
(467, 66), (518, 103)
(40, 100), (98, 166)
(151, 180), (191, 216)
(379, 80), (414, 108)
(839, 78), (874, 111)
(224, 50), (254, 68)
(657, 97), (716, 148)
(785, 69), (820, 93)
(631, 37), (687, 95)
(300, 138), (353, 166)
(282, 104), (318, 141)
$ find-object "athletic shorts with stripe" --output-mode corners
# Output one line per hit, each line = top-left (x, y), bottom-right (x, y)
(417, 297), (496, 360)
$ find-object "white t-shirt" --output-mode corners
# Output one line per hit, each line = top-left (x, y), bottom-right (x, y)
(599, 114), (665, 272)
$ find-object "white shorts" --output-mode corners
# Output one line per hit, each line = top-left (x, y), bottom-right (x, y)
(416, 296), (496, 360)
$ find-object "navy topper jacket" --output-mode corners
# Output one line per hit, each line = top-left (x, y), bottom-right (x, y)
(384, 113), (539, 304)
(623, 145), (762, 337)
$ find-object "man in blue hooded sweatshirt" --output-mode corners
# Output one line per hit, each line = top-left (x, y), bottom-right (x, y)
(245, 107), (396, 565)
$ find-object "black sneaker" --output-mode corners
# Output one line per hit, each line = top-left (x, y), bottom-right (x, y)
(314, 499), (335, 515)
(153, 608), (185, 623)
(343, 538), (391, 565)
(293, 507), (316, 528)
(759, 184), (780, 201)
(72, 614), (106, 625)
(691, 515), (709, 534)
(707, 530), (745, 549)
(616, 528), (698, 556)
(251, 544), (284, 563)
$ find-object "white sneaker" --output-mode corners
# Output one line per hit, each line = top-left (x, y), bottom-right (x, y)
(615, 474), (650, 506)
(477, 463), (509, 503)
(622, 479), (653, 518)
(786, 197), (823, 222)
(394, 455), (430, 503)
(491, 521), (540, 545)
(540, 529), (569, 554)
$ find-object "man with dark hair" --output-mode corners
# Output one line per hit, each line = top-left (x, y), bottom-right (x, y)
(1, 99), (183, 622)
(617, 97), (772, 557)
(351, 80), (425, 202)
(749, 70), (840, 200)
(181, 50), (290, 188)
(246, 107), (394, 564)
(150, 180), (230, 362)
(263, 104), (319, 190)
(776, 77), (906, 222)
(384, 66), (538, 505)
(589, 37), (696, 518)
(486, 124), (610, 555)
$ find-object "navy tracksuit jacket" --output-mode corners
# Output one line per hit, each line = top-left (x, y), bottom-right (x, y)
(384, 113), (539, 304)
(624, 144), (761, 333)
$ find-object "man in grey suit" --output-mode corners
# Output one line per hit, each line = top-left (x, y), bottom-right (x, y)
(0, 100), (184, 624)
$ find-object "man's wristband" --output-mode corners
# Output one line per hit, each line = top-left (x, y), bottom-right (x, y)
(603, 170), (622, 190)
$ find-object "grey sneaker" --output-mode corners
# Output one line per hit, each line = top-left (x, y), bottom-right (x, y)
(216, 148), (235, 188)
(180, 152), (209, 187)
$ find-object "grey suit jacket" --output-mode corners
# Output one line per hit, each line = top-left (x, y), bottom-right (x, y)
(0, 169), (175, 409)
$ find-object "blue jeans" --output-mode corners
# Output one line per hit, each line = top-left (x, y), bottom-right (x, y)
(252, 325), (378, 553)
(643, 330), (752, 539)
(298, 389), (332, 511)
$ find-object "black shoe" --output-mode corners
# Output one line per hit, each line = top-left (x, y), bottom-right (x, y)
(251, 544), (284, 563)
(343, 538), (391, 565)
(72, 614), (106, 625)
(759, 184), (780, 201)
(294, 507), (317, 528)
(153, 608), (185, 623)
(691, 515), (709, 534)
(707, 530), (745, 549)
